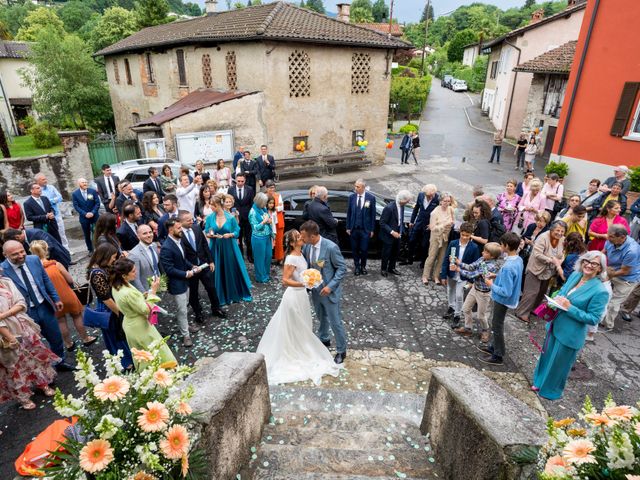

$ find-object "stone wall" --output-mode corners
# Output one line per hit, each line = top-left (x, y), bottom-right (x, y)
(521, 73), (561, 150)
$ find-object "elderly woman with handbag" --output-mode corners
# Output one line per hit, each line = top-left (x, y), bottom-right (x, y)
(531, 251), (610, 400)
(0, 276), (58, 410)
(422, 193), (456, 284)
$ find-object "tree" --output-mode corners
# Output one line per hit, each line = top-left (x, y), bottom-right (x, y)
(16, 7), (65, 41)
(0, 2), (36, 37)
(420, 3), (434, 22)
(91, 7), (138, 52)
(402, 22), (425, 48)
(183, 2), (201, 15)
(233, 1), (244, 8)
(305, 0), (325, 14)
(350, 6), (374, 23)
(524, 0), (536, 8)
(447, 28), (476, 63)
(20, 27), (114, 130)
(135, 0), (170, 28)
(390, 76), (430, 122)
(351, 0), (372, 9)
(372, 0), (388, 22)
(59, 1), (96, 33)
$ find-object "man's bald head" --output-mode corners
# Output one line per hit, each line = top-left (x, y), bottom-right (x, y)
(137, 224), (154, 246)
(3, 240), (26, 265)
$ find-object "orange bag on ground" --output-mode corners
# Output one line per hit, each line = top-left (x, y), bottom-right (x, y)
(15, 417), (77, 477)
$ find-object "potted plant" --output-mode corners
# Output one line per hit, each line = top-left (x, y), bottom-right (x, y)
(545, 161), (570, 181)
(626, 166), (640, 207)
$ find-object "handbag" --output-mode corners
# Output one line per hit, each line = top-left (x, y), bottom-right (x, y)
(82, 270), (111, 329)
(72, 283), (92, 306)
(532, 302), (559, 322)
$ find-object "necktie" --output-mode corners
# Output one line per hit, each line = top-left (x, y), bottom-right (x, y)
(312, 245), (318, 265)
(239, 188), (243, 201)
(106, 177), (113, 197)
(82, 190), (87, 201)
(358, 196), (362, 209)
(155, 179), (160, 192)
(19, 266), (38, 307)
(148, 246), (159, 275)
(186, 229), (196, 250)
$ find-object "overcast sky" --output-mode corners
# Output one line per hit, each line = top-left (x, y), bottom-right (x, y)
(196, 1), (527, 23)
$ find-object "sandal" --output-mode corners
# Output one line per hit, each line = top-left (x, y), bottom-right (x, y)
(82, 336), (98, 347)
(20, 400), (36, 410)
(518, 316), (531, 325)
(422, 277), (429, 285)
(41, 386), (56, 397)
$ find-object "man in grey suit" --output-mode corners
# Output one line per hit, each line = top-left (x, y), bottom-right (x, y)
(128, 224), (161, 293)
(300, 220), (348, 364)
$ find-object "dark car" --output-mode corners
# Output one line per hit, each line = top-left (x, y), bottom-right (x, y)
(441, 74), (453, 88)
(280, 182), (413, 258)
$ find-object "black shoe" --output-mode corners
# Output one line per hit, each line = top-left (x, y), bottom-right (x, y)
(55, 361), (75, 372)
(66, 340), (77, 352)
(488, 160), (493, 163)
(212, 309), (228, 319)
(389, 269), (401, 275)
(478, 354), (503, 366)
(354, 269), (361, 276)
(194, 316), (206, 325)
(334, 352), (346, 364)
(477, 344), (494, 355)
(361, 267), (368, 275)
(450, 315), (461, 329)
(381, 270), (388, 277)
(621, 312), (633, 322)
(442, 307), (455, 320)
(322, 340), (331, 348)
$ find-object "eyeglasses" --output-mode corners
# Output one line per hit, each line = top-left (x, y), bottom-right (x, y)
(582, 260), (601, 268)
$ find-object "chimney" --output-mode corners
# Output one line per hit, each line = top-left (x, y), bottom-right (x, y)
(336, 3), (350, 23)
(205, 0), (217, 15)
(530, 8), (544, 23)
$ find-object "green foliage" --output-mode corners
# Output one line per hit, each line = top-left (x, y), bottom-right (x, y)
(628, 167), (640, 193)
(402, 22), (425, 48)
(421, 3), (434, 22)
(0, 2), (36, 37)
(391, 66), (419, 77)
(21, 115), (36, 131)
(447, 29), (477, 63)
(390, 74), (432, 121)
(350, 6), (374, 23)
(183, 2), (202, 15)
(545, 161), (569, 178)
(351, 0), (372, 9)
(371, 0), (388, 22)
(7, 134), (63, 158)
(135, 0), (170, 28)
(471, 55), (488, 91)
(407, 58), (424, 70)
(304, 0), (325, 13)
(29, 122), (61, 149)
(233, 2), (245, 8)
(16, 7), (65, 41)
(59, 1), (96, 33)
(91, 6), (139, 52)
(399, 123), (418, 134)
(20, 27), (114, 131)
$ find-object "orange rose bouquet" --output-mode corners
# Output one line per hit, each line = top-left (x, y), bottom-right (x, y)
(301, 268), (323, 289)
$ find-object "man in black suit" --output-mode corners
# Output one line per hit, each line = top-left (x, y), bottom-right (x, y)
(142, 167), (165, 201)
(305, 186), (339, 245)
(159, 218), (201, 347)
(228, 173), (254, 262)
(157, 194), (179, 244)
(115, 181), (142, 214)
(238, 151), (259, 191)
(406, 184), (440, 267)
(23, 183), (62, 243)
(178, 210), (226, 323)
(380, 190), (413, 277)
(116, 203), (142, 251)
(95, 164), (120, 211)
(255, 144), (276, 186)
(2, 228), (71, 269)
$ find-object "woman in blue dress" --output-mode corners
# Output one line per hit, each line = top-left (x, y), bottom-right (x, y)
(249, 192), (275, 283)
(204, 195), (252, 305)
(532, 250), (609, 400)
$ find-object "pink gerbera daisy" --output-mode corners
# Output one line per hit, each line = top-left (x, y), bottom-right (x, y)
(93, 376), (129, 402)
(79, 439), (114, 473)
(160, 425), (190, 460)
(137, 401), (170, 432)
(562, 439), (597, 465)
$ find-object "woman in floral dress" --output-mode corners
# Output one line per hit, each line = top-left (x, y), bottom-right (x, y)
(497, 180), (521, 231)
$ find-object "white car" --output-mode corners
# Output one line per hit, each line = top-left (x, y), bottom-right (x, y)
(451, 80), (468, 92)
(109, 158), (181, 192)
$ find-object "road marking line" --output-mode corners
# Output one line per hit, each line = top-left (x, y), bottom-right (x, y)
(465, 93), (474, 106)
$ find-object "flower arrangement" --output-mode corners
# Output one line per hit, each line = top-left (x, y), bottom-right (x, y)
(301, 268), (323, 289)
(44, 342), (205, 479)
(147, 274), (169, 294)
(538, 395), (640, 479)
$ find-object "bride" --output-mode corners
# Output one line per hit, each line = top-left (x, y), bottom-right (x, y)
(257, 229), (343, 385)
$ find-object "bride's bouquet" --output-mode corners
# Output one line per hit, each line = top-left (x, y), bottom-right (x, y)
(301, 268), (323, 289)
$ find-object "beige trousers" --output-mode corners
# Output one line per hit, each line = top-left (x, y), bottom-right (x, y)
(462, 287), (491, 330)
(423, 236), (447, 280)
(604, 277), (637, 329)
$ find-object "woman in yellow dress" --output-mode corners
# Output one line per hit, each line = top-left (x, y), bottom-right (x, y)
(110, 258), (177, 369)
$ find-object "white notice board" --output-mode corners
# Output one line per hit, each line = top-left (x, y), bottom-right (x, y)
(175, 130), (234, 165)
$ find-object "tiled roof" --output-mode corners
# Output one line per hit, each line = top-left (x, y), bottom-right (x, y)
(0, 41), (30, 59)
(356, 23), (403, 37)
(514, 41), (576, 74)
(96, 2), (411, 56)
(134, 89), (259, 127)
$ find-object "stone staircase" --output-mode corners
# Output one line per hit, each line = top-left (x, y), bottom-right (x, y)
(238, 385), (441, 480)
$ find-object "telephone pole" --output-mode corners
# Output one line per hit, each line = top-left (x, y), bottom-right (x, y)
(420, 0), (431, 74)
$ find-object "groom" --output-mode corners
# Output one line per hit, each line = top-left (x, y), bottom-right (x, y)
(300, 220), (348, 364)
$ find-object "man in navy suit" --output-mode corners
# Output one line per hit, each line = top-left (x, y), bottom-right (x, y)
(406, 184), (440, 267)
(72, 178), (100, 252)
(238, 151), (260, 191)
(23, 183), (62, 243)
(117, 203), (142, 251)
(380, 190), (413, 277)
(159, 218), (202, 347)
(1, 240), (73, 370)
(2, 228), (71, 270)
(157, 194), (179, 244)
(255, 144), (276, 186)
(142, 167), (165, 201)
(95, 164), (120, 211)
(346, 179), (376, 276)
(306, 186), (339, 245)
(115, 181), (142, 214)
(228, 174), (255, 261)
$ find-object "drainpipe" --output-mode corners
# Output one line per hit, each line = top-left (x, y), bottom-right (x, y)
(503, 38), (521, 137)
(557, 0), (600, 157)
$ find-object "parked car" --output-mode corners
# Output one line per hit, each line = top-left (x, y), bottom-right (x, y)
(280, 182), (414, 258)
(451, 80), (468, 92)
(441, 75), (453, 88)
(108, 158), (180, 191)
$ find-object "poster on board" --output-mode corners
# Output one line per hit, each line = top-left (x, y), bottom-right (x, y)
(143, 138), (166, 158)
(175, 130), (234, 165)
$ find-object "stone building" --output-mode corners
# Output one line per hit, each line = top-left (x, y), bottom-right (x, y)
(514, 41), (576, 160)
(95, 2), (409, 165)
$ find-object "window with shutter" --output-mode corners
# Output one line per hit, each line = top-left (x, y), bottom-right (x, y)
(176, 49), (187, 86)
(145, 52), (155, 84)
(611, 82), (640, 137)
(124, 59), (132, 85)
(113, 59), (120, 84)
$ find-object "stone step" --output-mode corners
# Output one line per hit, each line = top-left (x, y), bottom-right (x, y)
(246, 472), (430, 480)
(246, 444), (437, 479)
(269, 385), (425, 423)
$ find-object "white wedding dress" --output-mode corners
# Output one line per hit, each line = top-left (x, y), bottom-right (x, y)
(257, 254), (344, 385)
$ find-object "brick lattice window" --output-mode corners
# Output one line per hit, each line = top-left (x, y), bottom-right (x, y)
(124, 58), (132, 85)
(288, 50), (311, 98)
(176, 49), (187, 86)
(226, 51), (237, 90)
(202, 54), (212, 88)
(351, 53), (370, 94)
(113, 59), (120, 84)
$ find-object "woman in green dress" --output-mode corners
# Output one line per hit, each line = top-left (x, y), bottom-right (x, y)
(110, 258), (177, 369)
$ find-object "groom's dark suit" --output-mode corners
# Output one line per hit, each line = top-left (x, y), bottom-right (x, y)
(302, 236), (347, 355)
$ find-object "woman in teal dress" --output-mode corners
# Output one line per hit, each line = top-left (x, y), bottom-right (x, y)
(249, 192), (275, 283)
(204, 195), (252, 305)
(532, 250), (609, 400)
